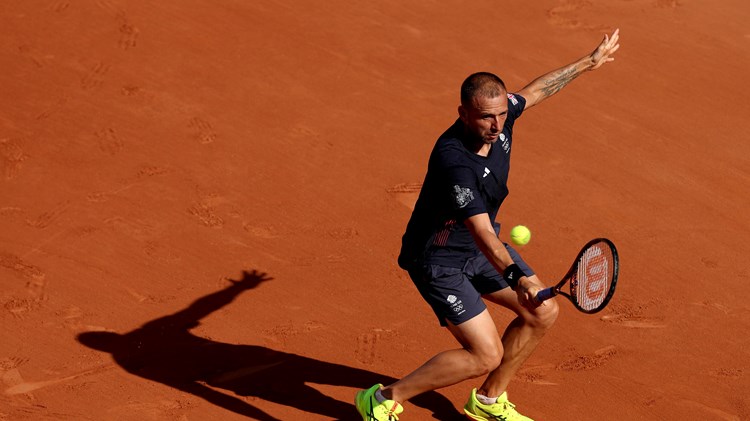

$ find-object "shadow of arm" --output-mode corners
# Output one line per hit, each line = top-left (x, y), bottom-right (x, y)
(144, 270), (273, 330)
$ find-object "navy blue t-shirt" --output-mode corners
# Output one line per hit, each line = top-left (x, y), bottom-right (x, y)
(398, 93), (526, 269)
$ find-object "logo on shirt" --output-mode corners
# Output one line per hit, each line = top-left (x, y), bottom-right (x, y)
(452, 185), (474, 209)
(483, 167), (490, 178)
(507, 93), (518, 106)
(500, 133), (510, 154)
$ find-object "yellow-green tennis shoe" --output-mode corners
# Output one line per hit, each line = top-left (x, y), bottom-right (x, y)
(355, 384), (404, 421)
(464, 388), (533, 421)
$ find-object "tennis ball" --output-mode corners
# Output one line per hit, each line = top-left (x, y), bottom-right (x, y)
(510, 225), (531, 246)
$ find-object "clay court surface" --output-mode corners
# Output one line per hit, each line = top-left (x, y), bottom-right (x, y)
(1, 1), (749, 420)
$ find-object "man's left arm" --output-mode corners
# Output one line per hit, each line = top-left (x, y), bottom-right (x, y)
(464, 213), (543, 309)
(517, 28), (620, 110)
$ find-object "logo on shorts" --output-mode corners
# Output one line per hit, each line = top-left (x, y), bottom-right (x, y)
(453, 185), (474, 209)
(446, 295), (465, 314)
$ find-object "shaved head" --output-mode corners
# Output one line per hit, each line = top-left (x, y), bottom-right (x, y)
(460, 72), (506, 107)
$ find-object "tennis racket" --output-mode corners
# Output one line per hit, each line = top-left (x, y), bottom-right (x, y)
(535, 238), (619, 314)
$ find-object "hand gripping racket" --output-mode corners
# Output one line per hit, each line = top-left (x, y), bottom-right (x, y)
(535, 238), (619, 314)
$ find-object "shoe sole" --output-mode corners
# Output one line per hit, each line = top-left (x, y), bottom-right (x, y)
(464, 406), (501, 421)
(464, 412), (488, 421)
(465, 414), (505, 421)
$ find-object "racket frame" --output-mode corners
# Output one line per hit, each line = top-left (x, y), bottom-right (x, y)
(536, 238), (619, 314)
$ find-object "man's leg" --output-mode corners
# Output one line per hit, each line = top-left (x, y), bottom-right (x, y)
(478, 274), (559, 398)
(380, 308), (503, 403)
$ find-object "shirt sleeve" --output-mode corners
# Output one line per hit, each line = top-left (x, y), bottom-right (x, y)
(445, 163), (486, 221)
(506, 93), (526, 121)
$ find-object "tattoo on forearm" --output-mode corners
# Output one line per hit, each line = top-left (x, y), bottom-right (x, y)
(540, 66), (581, 98)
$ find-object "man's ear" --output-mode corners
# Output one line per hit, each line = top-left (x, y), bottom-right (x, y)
(458, 104), (467, 123)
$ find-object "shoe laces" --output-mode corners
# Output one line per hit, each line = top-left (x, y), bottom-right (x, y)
(495, 399), (529, 421)
(369, 401), (400, 421)
(481, 399), (520, 419)
(384, 402), (401, 420)
(369, 409), (399, 421)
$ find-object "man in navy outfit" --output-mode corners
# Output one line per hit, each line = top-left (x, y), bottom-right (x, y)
(356, 30), (621, 421)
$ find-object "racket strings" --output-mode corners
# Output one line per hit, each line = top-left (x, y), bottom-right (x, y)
(574, 243), (613, 311)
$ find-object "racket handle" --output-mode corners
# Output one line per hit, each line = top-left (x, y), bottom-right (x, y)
(535, 287), (557, 303)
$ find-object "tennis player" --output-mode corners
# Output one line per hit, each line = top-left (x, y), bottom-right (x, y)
(356, 29), (620, 421)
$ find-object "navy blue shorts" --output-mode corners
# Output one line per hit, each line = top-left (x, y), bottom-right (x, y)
(407, 244), (535, 327)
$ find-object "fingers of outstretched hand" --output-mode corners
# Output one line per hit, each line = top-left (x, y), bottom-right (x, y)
(607, 28), (620, 45)
(591, 30), (620, 70)
(602, 29), (620, 56)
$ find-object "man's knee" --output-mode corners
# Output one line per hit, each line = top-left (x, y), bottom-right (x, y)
(467, 346), (503, 378)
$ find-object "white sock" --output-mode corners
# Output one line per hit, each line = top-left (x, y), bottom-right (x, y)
(476, 393), (498, 405)
(375, 389), (387, 403)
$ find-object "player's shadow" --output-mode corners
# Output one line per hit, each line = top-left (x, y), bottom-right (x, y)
(77, 270), (461, 420)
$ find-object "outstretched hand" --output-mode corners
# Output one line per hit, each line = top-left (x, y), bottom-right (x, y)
(589, 28), (620, 70)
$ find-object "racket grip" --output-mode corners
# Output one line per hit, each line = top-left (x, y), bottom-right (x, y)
(535, 287), (556, 303)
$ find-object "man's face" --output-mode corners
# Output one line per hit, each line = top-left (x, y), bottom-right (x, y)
(458, 94), (508, 145)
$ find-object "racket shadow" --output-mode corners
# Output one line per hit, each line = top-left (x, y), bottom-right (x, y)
(77, 269), (460, 420)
